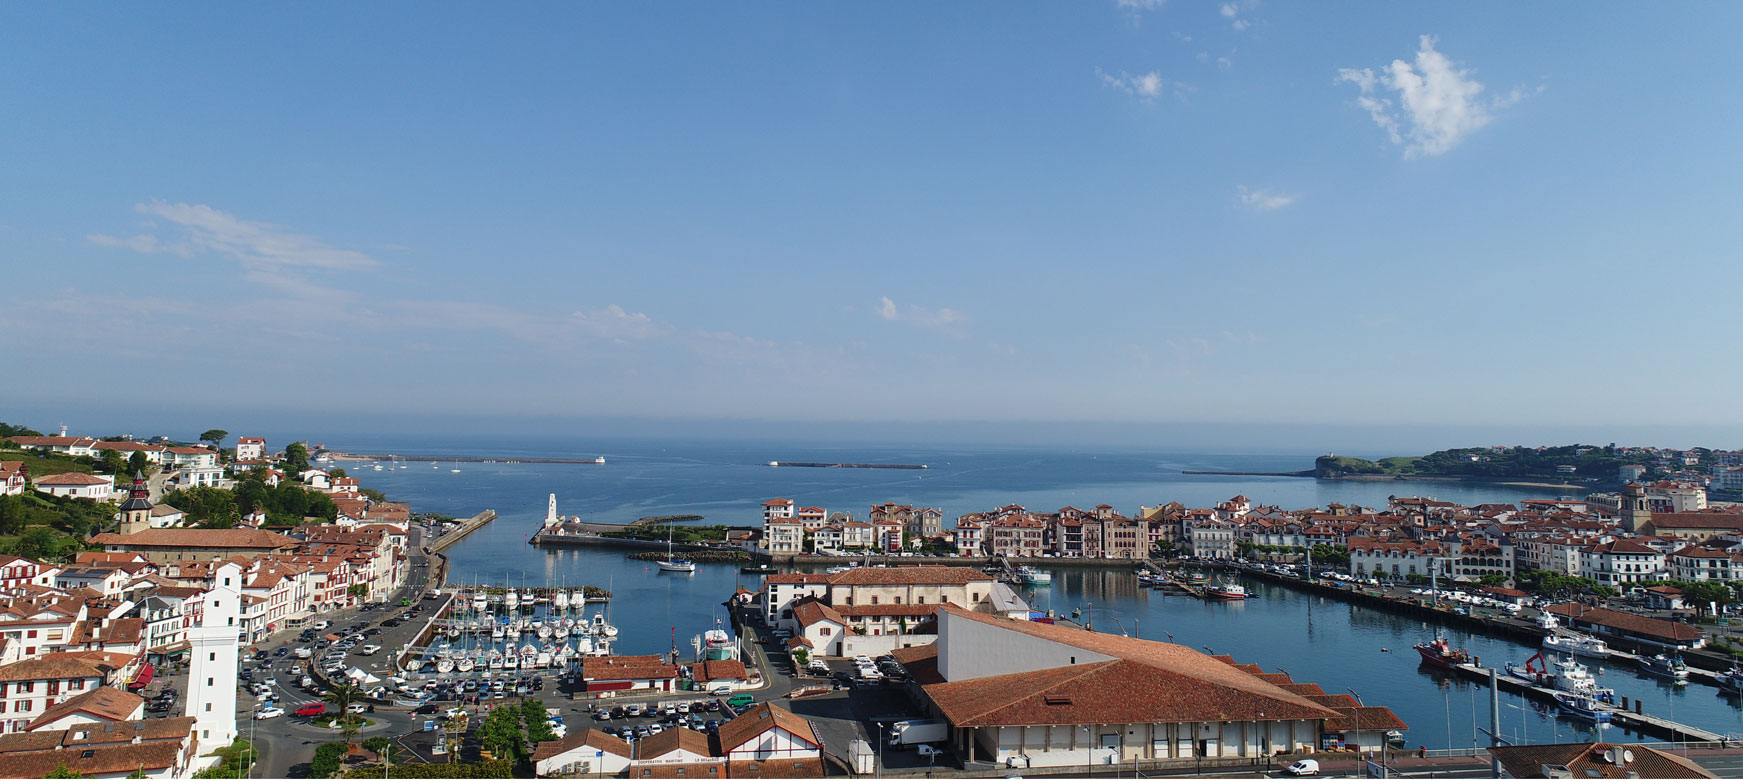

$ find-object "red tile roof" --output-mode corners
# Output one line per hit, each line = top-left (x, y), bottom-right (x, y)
(827, 566), (991, 586)
(717, 703), (817, 755)
(530, 728), (632, 761)
(1488, 742), (1714, 779)
(1546, 604), (1701, 642)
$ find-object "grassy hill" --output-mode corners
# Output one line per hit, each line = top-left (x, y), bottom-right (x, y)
(1317, 445), (1642, 482)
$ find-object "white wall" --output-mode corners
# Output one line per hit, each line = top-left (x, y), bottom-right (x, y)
(937, 611), (1112, 683)
(840, 633), (936, 658)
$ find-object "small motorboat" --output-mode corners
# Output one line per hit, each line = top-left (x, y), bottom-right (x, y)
(1721, 667), (1743, 694)
(456, 657), (475, 673)
(1205, 581), (1248, 600)
(1639, 654), (1689, 683)
(1552, 691), (1612, 724)
(1542, 633), (1610, 660)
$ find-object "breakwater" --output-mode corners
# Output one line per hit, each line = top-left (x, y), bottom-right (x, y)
(328, 452), (605, 464)
(769, 461), (927, 469)
(428, 509), (497, 554)
(1181, 469), (1315, 477)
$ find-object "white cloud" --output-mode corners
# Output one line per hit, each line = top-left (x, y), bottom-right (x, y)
(1236, 185), (1298, 211)
(1097, 68), (1165, 100)
(1219, 0), (1255, 31)
(1338, 35), (1527, 158)
(876, 296), (965, 331)
(1116, 0), (1165, 10)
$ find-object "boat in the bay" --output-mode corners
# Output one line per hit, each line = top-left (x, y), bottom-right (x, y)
(1639, 653), (1689, 683)
(590, 613), (619, 639)
(1186, 573), (1212, 588)
(1014, 566), (1052, 586)
(1552, 691), (1612, 724)
(657, 529), (696, 573)
(1721, 668), (1743, 693)
(742, 563), (779, 575)
(1414, 636), (1472, 669)
(1205, 581), (1248, 600)
(1506, 654), (1615, 703)
(1542, 633), (1610, 660)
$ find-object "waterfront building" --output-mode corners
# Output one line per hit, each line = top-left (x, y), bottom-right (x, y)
(1638, 511), (1743, 541)
(763, 520), (805, 555)
(1646, 481), (1707, 513)
(1347, 538), (1445, 580)
(760, 573), (829, 624)
(904, 605), (1401, 768)
(1446, 537), (1515, 581)
(1487, 741), (1714, 779)
(795, 505), (828, 530)
(626, 726), (721, 775)
(953, 519), (984, 556)
(531, 728), (633, 778)
(1668, 545), (1743, 582)
(984, 513), (1045, 557)
(32, 473), (114, 500)
(1545, 603), (1702, 650)
(1578, 540), (1666, 587)
(1186, 519), (1237, 560)
(577, 655), (680, 693)
(0, 659), (114, 734)
(760, 498), (795, 524)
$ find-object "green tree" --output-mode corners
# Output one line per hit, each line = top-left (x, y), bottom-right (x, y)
(310, 742), (348, 778)
(360, 736), (397, 764)
(1477, 574), (1509, 587)
(329, 467), (348, 479)
(324, 683), (365, 745)
(17, 527), (62, 560)
(162, 486), (241, 527)
(126, 451), (150, 475)
(44, 762), (82, 778)
(477, 705), (527, 762)
(0, 495), (25, 536)
(99, 450), (128, 477)
(520, 698), (556, 744)
(0, 422), (43, 438)
(285, 442), (311, 474)
(126, 769), (148, 779)
(1683, 581), (1734, 613)
(1152, 539), (1179, 557)
(198, 429), (228, 452)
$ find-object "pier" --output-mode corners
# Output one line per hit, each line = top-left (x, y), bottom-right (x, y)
(428, 509), (497, 554)
(1152, 569), (1206, 599)
(326, 451), (605, 464)
(768, 461), (927, 469)
(1447, 662), (1727, 742)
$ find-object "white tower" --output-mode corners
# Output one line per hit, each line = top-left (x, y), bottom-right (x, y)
(187, 561), (242, 750)
(545, 493), (559, 528)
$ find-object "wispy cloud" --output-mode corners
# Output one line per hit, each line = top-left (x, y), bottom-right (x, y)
(1236, 185), (1298, 211)
(1097, 68), (1165, 100)
(1219, 1), (1254, 31)
(1337, 35), (1528, 159)
(877, 296), (965, 331)
(1116, 0), (1165, 12)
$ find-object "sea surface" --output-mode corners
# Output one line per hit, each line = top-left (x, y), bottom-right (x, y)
(327, 436), (1743, 747)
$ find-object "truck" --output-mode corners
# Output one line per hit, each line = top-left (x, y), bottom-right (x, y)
(887, 719), (948, 748)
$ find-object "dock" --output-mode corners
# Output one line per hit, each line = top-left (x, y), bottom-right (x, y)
(1152, 570), (1206, 599)
(769, 461), (927, 469)
(326, 452), (605, 464)
(1448, 662), (1726, 742)
(428, 509), (497, 554)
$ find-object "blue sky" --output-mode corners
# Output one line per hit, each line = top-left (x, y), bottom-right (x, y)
(5, 3), (1742, 449)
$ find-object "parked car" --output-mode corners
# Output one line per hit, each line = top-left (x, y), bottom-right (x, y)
(346, 703), (368, 714)
(256, 707), (285, 720)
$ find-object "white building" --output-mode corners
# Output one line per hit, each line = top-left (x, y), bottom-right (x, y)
(185, 562), (240, 754)
(32, 473), (114, 500)
(530, 728), (633, 778)
(911, 605), (1398, 768)
(717, 703), (823, 777)
(234, 437), (265, 462)
(1580, 540), (1667, 587)
(0, 462), (25, 497)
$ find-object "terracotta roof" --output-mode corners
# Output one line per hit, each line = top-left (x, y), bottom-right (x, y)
(1546, 604), (1701, 642)
(726, 758), (826, 778)
(25, 686), (144, 730)
(890, 643), (943, 684)
(783, 637), (812, 650)
(580, 655), (677, 681)
(0, 657), (104, 683)
(694, 659), (747, 683)
(716, 703), (817, 754)
(763, 573), (829, 585)
(634, 725), (715, 760)
(91, 528), (296, 549)
(1488, 742), (1714, 779)
(530, 728), (632, 762)
(923, 607), (1342, 727)
(34, 473), (112, 486)
(790, 600), (846, 629)
(827, 566), (992, 586)
(0, 742), (183, 777)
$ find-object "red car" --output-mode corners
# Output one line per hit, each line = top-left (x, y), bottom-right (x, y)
(294, 703), (326, 717)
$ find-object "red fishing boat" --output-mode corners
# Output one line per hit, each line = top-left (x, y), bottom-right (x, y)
(1413, 636), (1471, 668)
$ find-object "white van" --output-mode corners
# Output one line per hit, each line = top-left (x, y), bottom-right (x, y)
(1285, 759), (1319, 776)
(359, 644), (381, 656)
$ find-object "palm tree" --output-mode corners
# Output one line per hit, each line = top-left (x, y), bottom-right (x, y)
(324, 683), (365, 744)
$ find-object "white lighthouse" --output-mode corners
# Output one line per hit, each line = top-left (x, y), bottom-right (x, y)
(545, 493), (559, 528)
(187, 561), (242, 753)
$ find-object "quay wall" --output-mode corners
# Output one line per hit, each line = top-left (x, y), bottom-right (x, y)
(428, 509), (497, 554)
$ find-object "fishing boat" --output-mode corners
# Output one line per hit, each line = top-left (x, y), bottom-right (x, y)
(657, 529), (697, 573)
(1552, 691), (1612, 724)
(741, 563), (779, 575)
(1507, 654), (1615, 702)
(1014, 566), (1052, 586)
(1720, 668), (1743, 693)
(1542, 633), (1611, 660)
(1205, 581), (1248, 600)
(1185, 573), (1212, 587)
(1414, 636), (1472, 669)
(1639, 654), (1689, 683)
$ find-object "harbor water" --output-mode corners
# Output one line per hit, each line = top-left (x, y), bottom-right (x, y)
(328, 436), (1743, 747)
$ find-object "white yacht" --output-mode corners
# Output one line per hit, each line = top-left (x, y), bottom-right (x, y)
(553, 590), (570, 610)
(456, 656), (475, 673)
(538, 624), (554, 640)
(504, 590), (520, 610)
(1543, 633), (1611, 660)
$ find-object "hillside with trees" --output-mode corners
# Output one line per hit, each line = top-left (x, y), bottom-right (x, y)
(1316, 444), (1658, 482)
